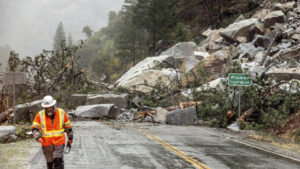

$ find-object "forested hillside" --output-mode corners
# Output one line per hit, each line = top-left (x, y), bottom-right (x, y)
(78, 0), (261, 82)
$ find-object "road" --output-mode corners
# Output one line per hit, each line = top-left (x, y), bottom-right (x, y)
(28, 121), (300, 169)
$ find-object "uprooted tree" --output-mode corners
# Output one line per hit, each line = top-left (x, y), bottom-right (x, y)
(5, 40), (98, 107)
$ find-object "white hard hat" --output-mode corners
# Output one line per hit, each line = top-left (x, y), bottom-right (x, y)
(41, 95), (57, 108)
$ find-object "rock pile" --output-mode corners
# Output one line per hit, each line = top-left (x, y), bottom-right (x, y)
(116, 1), (300, 93)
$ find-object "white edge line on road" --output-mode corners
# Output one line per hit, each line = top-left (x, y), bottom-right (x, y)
(212, 131), (300, 163)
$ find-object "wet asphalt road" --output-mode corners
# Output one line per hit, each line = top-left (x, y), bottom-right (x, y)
(29, 121), (300, 169)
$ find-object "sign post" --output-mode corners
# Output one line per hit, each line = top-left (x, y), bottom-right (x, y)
(228, 73), (252, 130)
(3, 72), (26, 124)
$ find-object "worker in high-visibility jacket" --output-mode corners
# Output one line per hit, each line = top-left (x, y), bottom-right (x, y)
(31, 95), (73, 169)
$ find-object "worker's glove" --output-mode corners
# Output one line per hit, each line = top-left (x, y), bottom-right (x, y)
(37, 138), (43, 143)
(65, 140), (72, 154)
(67, 139), (72, 148)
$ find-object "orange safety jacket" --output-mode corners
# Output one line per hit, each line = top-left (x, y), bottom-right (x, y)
(31, 108), (72, 146)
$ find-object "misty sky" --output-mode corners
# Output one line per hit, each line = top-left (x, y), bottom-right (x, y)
(0, 0), (124, 57)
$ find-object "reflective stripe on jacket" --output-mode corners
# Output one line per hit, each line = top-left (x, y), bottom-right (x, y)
(31, 108), (72, 146)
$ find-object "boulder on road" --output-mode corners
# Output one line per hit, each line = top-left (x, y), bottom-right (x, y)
(86, 94), (128, 109)
(68, 94), (89, 108)
(166, 107), (198, 125)
(15, 100), (42, 122)
(75, 104), (121, 119)
(0, 126), (16, 143)
(154, 107), (169, 124)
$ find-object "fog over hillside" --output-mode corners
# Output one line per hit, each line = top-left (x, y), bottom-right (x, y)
(0, 0), (124, 58)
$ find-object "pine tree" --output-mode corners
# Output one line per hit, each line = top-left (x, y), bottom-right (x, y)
(53, 22), (66, 51)
(136, 0), (174, 56)
(82, 25), (93, 38)
(67, 32), (74, 48)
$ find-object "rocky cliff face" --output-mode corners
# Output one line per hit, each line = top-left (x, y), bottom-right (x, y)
(116, 1), (300, 93)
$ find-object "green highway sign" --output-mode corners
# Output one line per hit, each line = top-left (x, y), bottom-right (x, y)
(228, 73), (252, 86)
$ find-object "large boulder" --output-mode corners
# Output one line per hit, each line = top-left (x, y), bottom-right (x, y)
(166, 107), (198, 125)
(0, 126), (16, 143)
(14, 100), (42, 122)
(154, 107), (169, 124)
(117, 69), (175, 93)
(266, 67), (300, 81)
(237, 43), (258, 61)
(196, 78), (227, 91)
(219, 18), (258, 42)
(278, 47), (300, 61)
(241, 62), (266, 78)
(160, 42), (198, 58)
(86, 94), (128, 109)
(274, 2), (296, 13)
(115, 54), (178, 93)
(181, 49), (229, 86)
(263, 10), (285, 28)
(252, 9), (271, 19)
(202, 28), (224, 50)
(75, 104), (121, 119)
(180, 56), (200, 73)
(68, 94), (88, 108)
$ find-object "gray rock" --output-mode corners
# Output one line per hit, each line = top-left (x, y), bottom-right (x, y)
(234, 15), (246, 23)
(68, 94), (88, 108)
(237, 43), (258, 60)
(296, 27), (300, 34)
(275, 61), (289, 69)
(166, 107), (198, 125)
(115, 55), (177, 93)
(117, 111), (134, 122)
(254, 51), (266, 63)
(279, 47), (300, 61)
(144, 116), (153, 122)
(274, 2), (296, 13)
(270, 23), (285, 33)
(0, 126), (16, 143)
(196, 78), (227, 91)
(288, 59), (300, 68)
(202, 28), (224, 50)
(241, 62), (266, 78)
(266, 67), (300, 81)
(283, 28), (295, 38)
(180, 56), (200, 73)
(291, 34), (300, 41)
(132, 96), (142, 107)
(279, 79), (300, 93)
(15, 100), (42, 122)
(75, 104), (121, 119)
(296, 4), (300, 13)
(86, 94), (128, 109)
(252, 9), (271, 19)
(194, 51), (210, 60)
(278, 41), (292, 49)
(264, 10), (285, 28)
(161, 42), (198, 58)
(252, 34), (272, 49)
(154, 107), (169, 124)
(219, 18), (258, 42)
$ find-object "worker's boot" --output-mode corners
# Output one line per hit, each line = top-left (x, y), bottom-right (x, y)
(53, 158), (64, 169)
(47, 162), (53, 169)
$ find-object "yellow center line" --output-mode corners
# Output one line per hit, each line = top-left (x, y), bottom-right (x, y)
(139, 129), (210, 169)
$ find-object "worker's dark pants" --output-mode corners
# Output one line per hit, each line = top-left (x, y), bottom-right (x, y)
(42, 144), (64, 169)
